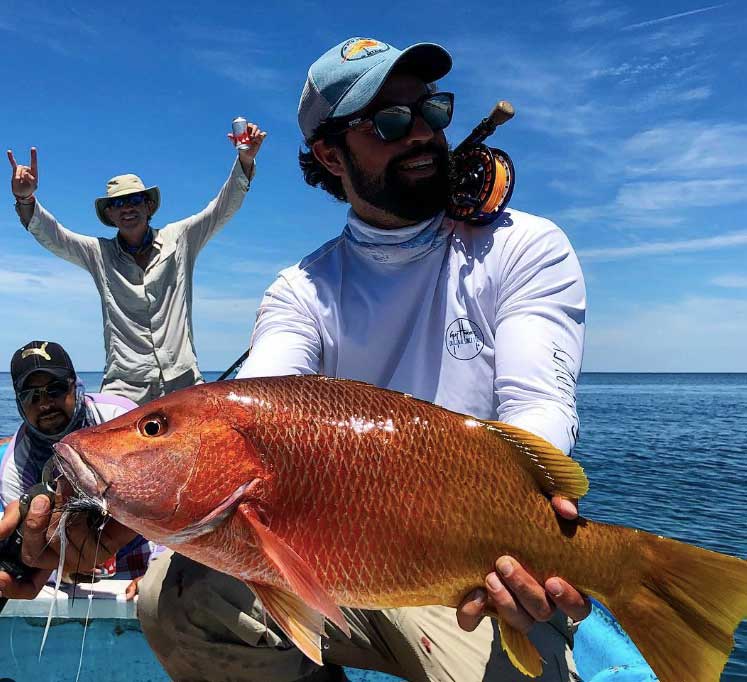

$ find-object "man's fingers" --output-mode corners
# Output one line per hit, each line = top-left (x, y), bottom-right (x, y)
(7, 149), (17, 170)
(0, 567), (51, 600)
(21, 494), (59, 569)
(485, 566), (536, 633)
(124, 576), (142, 601)
(30, 147), (38, 176)
(551, 496), (579, 521)
(545, 577), (591, 622)
(492, 556), (554, 624)
(0, 500), (21, 539)
(456, 587), (487, 632)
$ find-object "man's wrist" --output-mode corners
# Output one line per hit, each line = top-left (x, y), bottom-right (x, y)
(14, 194), (35, 205)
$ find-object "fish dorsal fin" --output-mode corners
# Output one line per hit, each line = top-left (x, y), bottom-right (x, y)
(239, 505), (351, 639)
(481, 420), (589, 499)
(250, 582), (326, 665)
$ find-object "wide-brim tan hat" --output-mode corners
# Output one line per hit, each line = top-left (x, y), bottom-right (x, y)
(94, 174), (161, 227)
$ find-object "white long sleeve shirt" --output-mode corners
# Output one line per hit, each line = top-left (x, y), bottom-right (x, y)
(25, 160), (253, 383)
(238, 208), (585, 454)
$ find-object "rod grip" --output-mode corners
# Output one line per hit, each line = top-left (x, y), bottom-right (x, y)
(489, 100), (515, 126)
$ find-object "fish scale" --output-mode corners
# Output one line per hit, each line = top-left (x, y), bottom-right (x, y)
(54, 375), (747, 681)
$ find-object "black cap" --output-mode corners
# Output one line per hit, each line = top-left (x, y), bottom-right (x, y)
(10, 340), (75, 390)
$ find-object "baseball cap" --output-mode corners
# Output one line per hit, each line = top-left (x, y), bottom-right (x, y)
(298, 37), (452, 141)
(10, 340), (75, 390)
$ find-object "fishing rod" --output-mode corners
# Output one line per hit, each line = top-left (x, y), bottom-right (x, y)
(218, 348), (250, 381)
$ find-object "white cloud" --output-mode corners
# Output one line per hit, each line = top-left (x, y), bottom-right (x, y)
(193, 291), (261, 322)
(0, 263), (93, 298)
(711, 275), (747, 288)
(229, 259), (291, 277)
(622, 4), (727, 31)
(615, 179), (747, 213)
(584, 296), (747, 371)
(191, 48), (285, 90)
(623, 123), (747, 175)
(578, 231), (747, 261)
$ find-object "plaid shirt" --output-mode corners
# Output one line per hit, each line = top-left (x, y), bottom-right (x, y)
(116, 537), (166, 579)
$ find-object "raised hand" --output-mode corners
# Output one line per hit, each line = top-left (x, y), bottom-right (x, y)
(7, 147), (38, 200)
(227, 122), (267, 177)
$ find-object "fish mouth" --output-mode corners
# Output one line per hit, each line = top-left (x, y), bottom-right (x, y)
(53, 442), (109, 500)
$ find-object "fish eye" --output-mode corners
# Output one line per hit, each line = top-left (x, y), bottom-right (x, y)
(138, 414), (167, 438)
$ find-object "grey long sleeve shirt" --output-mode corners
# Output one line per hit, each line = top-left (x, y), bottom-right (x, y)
(24, 159), (253, 383)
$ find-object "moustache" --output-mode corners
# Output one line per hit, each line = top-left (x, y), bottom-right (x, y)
(389, 143), (449, 168)
(39, 410), (65, 419)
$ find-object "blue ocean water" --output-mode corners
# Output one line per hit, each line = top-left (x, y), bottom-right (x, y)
(1, 371), (746, 680)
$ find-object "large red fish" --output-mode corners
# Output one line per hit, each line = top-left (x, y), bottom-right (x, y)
(54, 376), (747, 681)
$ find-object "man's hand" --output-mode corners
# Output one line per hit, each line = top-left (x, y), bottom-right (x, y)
(125, 575), (143, 601)
(7, 147), (38, 200)
(456, 496), (591, 633)
(0, 500), (51, 600)
(227, 122), (267, 179)
(21, 481), (137, 577)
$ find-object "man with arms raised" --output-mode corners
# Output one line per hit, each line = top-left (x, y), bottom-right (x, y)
(7, 122), (265, 405)
(136, 38), (589, 681)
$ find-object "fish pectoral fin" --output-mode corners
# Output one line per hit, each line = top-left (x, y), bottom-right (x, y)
(481, 420), (589, 499)
(238, 504), (351, 637)
(498, 619), (544, 678)
(250, 582), (325, 665)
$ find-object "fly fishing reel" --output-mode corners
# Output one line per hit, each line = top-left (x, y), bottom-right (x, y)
(0, 477), (56, 613)
(447, 100), (516, 225)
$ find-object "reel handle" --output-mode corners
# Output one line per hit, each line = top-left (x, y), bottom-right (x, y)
(455, 100), (515, 153)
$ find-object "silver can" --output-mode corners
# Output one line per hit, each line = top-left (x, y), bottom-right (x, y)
(231, 116), (251, 150)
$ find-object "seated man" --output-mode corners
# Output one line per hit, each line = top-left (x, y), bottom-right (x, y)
(0, 340), (156, 598)
(137, 37), (589, 682)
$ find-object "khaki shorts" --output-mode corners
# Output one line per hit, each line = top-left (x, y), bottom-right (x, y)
(137, 551), (579, 682)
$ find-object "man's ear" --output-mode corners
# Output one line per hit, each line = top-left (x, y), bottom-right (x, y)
(311, 139), (345, 177)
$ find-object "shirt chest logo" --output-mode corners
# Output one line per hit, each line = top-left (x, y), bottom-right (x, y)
(445, 318), (485, 360)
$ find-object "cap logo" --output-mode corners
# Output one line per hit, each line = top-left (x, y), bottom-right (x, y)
(340, 38), (390, 62)
(22, 342), (51, 361)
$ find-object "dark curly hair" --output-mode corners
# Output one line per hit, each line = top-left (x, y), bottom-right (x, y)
(298, 123), (349, 202)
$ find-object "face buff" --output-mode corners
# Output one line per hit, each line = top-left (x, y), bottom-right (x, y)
(343, 209), (454, 264)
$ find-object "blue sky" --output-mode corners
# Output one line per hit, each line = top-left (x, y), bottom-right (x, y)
(1, 0), (745, 373)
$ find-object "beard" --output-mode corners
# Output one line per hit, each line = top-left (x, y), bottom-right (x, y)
(35, 409), (69, 435)
(342, 141), (450, 222)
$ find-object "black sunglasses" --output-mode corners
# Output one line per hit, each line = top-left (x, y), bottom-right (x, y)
(337, 92), (454, 143)
(17, 378), (72, 406)
(108, 193), (148, 210)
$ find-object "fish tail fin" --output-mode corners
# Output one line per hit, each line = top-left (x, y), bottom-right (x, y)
(604, 532), (747, 682)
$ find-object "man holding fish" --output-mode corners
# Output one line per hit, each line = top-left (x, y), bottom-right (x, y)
(0, 340), (154, 599)
(131, 38), (590, 681)
(6, 37), (746, 682)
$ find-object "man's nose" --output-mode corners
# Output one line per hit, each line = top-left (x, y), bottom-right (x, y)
(37, 395), (55, 410)
(406, 114), (436, 145)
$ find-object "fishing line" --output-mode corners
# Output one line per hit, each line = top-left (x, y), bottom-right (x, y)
(40, 509), (73, 658)
(9, 610), (20, 675)
(75, 525), (107, 682)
